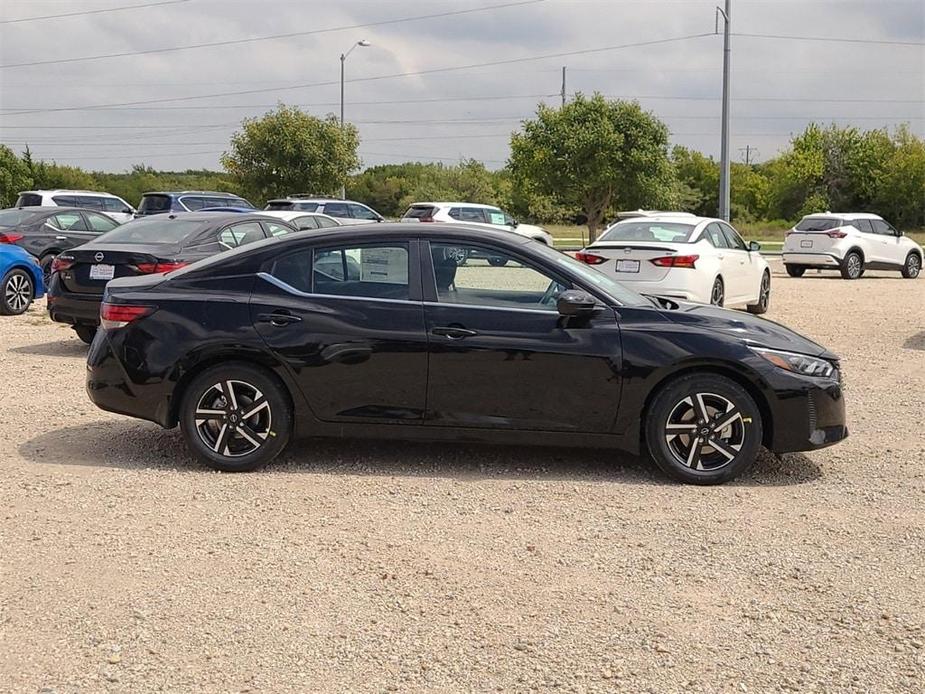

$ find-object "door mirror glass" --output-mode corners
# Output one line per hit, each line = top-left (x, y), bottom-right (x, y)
(748, 240), (761, 252)
(557, 290), (597, 317)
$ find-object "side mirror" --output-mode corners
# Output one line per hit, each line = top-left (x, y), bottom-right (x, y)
(557, 290), (597, 317)
(376, 215), (385, 222)
(511, 219), (519, 227)
(896, 229), (904, 237)
(748, 241), (761, 252)
(122, 207), (133, 214)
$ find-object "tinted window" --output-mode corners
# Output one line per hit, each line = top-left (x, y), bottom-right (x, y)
(265, 201), (295, 211)
(98, 218), (207, 244)
(15, 194), (42, 207)
(313, 245), (409, 300)
(432, 243), (566, 312)
(852, 219), (875, 233)
(599, 221), (696, 243)
(76, 196), (104, 210)
(271, 249), (313, 292)
(348, 203), (380, 220)
(403, 205), (436, 220)
(180, 196), (208, 211)
(102, 197), (129, 213)
(292, 216), (318, 230)
(53, 212), (88, 231)
(293, 202), (319, 212)
(719, 223), (747, 250)
(217, 222), (265, 248)
(51, 195), (77, 207)
(322, 202), (349, 218)
(703, 223), (730, 248)
(0, 209), (42, 226)
(138, 194), (171, 213)
(449, 207), (486, 223)
(795, 217), (840, 231)
(871, 219), (896, 235)
(85, 212), (118, 232)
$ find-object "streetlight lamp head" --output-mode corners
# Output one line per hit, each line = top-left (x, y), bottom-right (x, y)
(358, 40), (371, 47)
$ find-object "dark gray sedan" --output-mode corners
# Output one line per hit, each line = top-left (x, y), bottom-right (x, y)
(0, 206), (121, 283)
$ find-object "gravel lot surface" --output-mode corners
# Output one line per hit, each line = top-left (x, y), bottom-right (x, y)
(1, 259), (923, 693)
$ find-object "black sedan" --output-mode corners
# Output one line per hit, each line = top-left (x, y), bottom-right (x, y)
(48, 212), (296, 343)
(86, 223), (848, 484)
(0, 206), (121, 283)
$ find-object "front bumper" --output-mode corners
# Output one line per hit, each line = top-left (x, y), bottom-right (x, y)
(767, 374), (848, 453)
(782, 252), (841, 267)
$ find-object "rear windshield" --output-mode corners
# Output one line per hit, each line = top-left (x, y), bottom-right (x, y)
(15, 194), (42, 207)
(93, 218), (208, 245)
(0, 209), (42, 226)
(138, 194), (172, 213)
(403, 205), (436, 219)
(265, 201), (295, 211)
(795, 217), (841, 231)
(598, 221), (696, 244)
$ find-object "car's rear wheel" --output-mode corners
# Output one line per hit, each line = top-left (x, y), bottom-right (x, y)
(645, 374), (764, 485)
(901, 252), (921, 279)
(747, 271), (771, 315)
(179, 363), (292, 472)
(74, 325), (97, 344)
(710, 277), (724, 306)
(785, 264), (806, 278)
(0, 269), (34, 316)
(488, 256), (509, 267)
(840, 251), (863, 279)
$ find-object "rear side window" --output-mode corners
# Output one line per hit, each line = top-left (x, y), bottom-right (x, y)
(138, 194), (171, 214)
(292, 216), (318, 230)
(322, 202), (349, 218)
(449, 207), (487, 223)
(599, 221), (696, 243)
(51, 195), (77, 206)
(403, 205), (437, 220)
(53, 212), (88, 231)
(316, 216), (339, 228)
(15, 194), (42, 207)
(294, 202), (319, 212)
(795, 217), (840, 231)
(76, 196), (104, 210)
(264, 222), (293, 237)
(271, 249), (312, 293)
(217, 222), (266, 248)
(180, 196), (208, 211)
(313, 244), (409, 300)
(852, 219), (874, 233)
(265, 201), (295, 211)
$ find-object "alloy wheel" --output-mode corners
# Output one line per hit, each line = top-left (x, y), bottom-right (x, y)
(710, 279), (724, 306)
(4, 273), (32, 313)
(908, 254), (921, 278)
(194, 380), (272, 457)
(664, 392), (746, 471)
(846, 254), (862, 279)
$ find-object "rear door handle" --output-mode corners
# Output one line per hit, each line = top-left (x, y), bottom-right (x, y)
(257, 312), (302, 326)
(55, 235), (68, 241)
(431, 326), (478, 339)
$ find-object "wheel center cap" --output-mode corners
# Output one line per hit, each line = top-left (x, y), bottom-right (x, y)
(700, 427), (710, 437)
(229, 414), (238, 423)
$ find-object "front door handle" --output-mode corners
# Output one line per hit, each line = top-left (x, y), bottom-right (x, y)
(257, 312), (302, 327)
(55, 235), (68, 241)
(431, 326), (478, 339)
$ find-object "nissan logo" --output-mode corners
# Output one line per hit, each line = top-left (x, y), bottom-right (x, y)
(94, 252), (104, 262)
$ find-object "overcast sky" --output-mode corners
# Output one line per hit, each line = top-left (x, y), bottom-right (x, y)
(0, 0), (922, 172)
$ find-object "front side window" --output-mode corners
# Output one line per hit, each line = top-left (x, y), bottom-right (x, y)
(102, 198), (127, 213)
(180, 196), (208, 211)
(871, 219), (896, 236)
(53, 212), (88, 231)
(313, 244), (409, 300)
(485, 208), (510, 226)
(430, 243), (567, 312)
(51, 195), (77, 207)
(703, 223), (730, 248)
(218, 222), (265, 248)
(322, 202), (349, 218)
(293, 202), (319, 212)
(85, 212), (118, 232)
(316, 215), (339, 228)
(599, 221), (696, 244)
(76, 196), (104, 210)
(449, 207), (487, 223)
(719, 223), (747, 250)
(265, 222), (293, 237)
(292, 216), (318, 230)
(348, 203), (379, 220)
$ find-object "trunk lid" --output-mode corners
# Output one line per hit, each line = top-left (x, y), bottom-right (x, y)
(59, 243), (181, 295)
(585, 243), (686, 282)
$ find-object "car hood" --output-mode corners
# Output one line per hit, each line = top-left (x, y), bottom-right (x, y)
(660, 300), (834, 358)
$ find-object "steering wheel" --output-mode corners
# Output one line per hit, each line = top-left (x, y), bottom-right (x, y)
(539, 280), (564, 307)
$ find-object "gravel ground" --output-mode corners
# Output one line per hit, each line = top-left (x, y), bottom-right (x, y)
(1, 259), (923, 693)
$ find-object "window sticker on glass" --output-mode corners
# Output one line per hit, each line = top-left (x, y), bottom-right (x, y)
(360, 247), (407, 285)
(488, 212), (506, 225)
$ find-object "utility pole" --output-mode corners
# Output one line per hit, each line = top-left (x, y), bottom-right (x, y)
(739, 144), (757, 165)
(561, 66), (566, 107)
(717, 0), (732, 221)
(339, 40), (371, 199)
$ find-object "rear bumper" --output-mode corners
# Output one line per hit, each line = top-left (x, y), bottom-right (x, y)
(47, 282), (102, 327)
(782, 252), (842, 267)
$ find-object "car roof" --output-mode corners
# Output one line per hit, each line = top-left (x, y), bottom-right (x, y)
(258, 210), (339, 221)
(410, 202), (500, 209)
(8, 206), (91, 215)
(611, 214), (711, 226)
(801, 212), (882, 219)
(142, 191), (246, 196)
(129, 211), (272, 223)
(19, 189), (120, 197)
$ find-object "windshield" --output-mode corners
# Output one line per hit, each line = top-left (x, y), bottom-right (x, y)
(529, 242), (651, 307)
(0, 209), (42, 227)
(598, 221), (696, 243)
(795, 217), (841, 231)
(91, 218), (208, 245)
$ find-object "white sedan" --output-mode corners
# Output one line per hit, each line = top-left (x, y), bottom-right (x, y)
(576, 215), (771, 313)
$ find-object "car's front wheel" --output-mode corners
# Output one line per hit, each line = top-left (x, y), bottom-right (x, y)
(785, 264), (805, 278)
(0, 268), (34, 316)
(179, 363), (292, 472)
(645, 374), (764, 485)
(901, 252), (921, 279)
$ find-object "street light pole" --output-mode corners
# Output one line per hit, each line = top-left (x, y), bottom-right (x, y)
(717, 0), (732, 221)
(339, 40), (370, 200)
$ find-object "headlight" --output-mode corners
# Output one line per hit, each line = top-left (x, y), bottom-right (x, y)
(750, 347), (835, 378)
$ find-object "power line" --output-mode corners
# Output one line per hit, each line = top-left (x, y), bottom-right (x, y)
(733, 32), (925, 47)
(0, 0), (190, 24)
(0, 33), (714, 116)
(0, 0), (546, 69)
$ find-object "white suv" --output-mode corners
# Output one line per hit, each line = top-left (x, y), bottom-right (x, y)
(264, 196), (384, 224)
(400, 202), (554, 246)
(783, 212), (922, 280)
(16, 190), (135, 223)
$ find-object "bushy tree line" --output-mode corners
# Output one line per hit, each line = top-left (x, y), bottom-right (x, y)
(1, 100), (921, 236)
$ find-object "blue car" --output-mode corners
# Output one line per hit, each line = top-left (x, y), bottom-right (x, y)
(135, 191), (255, 217)
(0, 243), (44, 315)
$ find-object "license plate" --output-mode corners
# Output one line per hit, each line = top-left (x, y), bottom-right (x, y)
(89, 264), (115, 281)
(615, 259), (640, 273)
(800, 240), (813, 248)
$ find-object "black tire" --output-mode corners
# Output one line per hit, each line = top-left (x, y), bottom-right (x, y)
(747, 271), (771, 315)
(901, 252), (921, 279)
(74, 325), (97, 344)
(0, 268), (34, 316)
(709, 277), (724, 307)
(785, 264), (805, 278)
(645, 374), (764, 485)
(40, 254), (57, 286)
(840, 251), (863, 280)
(179, 362), (292, 472)
(488, 256), (509, 267)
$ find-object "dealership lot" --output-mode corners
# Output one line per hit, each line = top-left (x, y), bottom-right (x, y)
(0, 259), (923, 692)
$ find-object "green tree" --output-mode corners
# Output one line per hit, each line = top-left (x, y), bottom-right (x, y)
(671, 146), (719, 217)
(873, 126), (925, 229)
(509, 94), (676, 240)
(0, 145), (33, 207)
(222, 104), (359, 205)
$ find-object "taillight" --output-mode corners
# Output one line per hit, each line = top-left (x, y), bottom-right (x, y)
(419, 216), (434, 223)
(826, 229), (847, 239)
(651, 254), (699, 268)
(100, 303), (154, 330)
(133, 261), (189, 274)
(575, 251), (607, 265)
(0, 232), (24, 243)
(51, 256), (75, 273)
